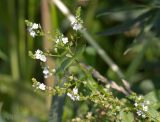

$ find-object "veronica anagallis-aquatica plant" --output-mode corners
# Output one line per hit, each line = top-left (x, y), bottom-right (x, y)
(25, 7), (160, 122)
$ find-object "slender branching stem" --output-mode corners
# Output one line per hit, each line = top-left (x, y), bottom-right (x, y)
(51, 0), (131, 92)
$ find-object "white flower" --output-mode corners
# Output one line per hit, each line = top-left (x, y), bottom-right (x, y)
(43, 67), (49, 78)
(30, 31), (36, 37)
(67, 87), (80, 101)
(135, 99), (149, 118)
(67, 93), (75, 100)
(73, 23), (82, 31)
(28, 23), (39, 37)
(35, 49), (47, 62)
(73, 87), (78, 94)
(67, 93), (72, 98)
(32, 23), (39, 29)
(43, 68), (49, 75)
(39, 83), (46, 90)
(134, 103), (138, 107)
(137, 110), (146, 118)
(35, 49), (42, 54)
(35, 49), (42, 59)
(62, 37), (68, 44)
(55, 37), (68, 44)
(67, 93), (80, 101)
(137, 110), (142, 116)
(71, 20), (82, 31)
(40, 55), (47, 62)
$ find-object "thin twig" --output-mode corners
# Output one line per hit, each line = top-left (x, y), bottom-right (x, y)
(80, 63), (129, 95)
(80, 63), (109, 83)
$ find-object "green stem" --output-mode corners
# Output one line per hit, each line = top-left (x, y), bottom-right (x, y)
(51, 0), (124, 79)
(8, 0), (20, 81)
(18, 0), (26, 79)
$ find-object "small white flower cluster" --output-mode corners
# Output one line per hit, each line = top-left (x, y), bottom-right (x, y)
(33, 81), (46, 91)
(34, 49), (47, 62)
(43, 67), (56, 78)
(134, 96), (150, 118)
(71, 19), (82, 31)
(67, 87), (80, 101)
(28, 23), (39, 37)
(56, 37), (69, 45)
(43, 67), (49, 78)
(39, 83), (46, 90)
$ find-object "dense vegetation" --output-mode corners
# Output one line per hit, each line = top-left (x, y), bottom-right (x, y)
(0, 0), (160, 122)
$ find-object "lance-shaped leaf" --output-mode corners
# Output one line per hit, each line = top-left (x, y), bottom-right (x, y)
(97, 9), (157, 36)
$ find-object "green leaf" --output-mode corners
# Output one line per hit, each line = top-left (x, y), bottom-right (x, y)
(148, 108), (160, 121)
(56, 58), (75, 75)
(143, 90), (160, 122)
(144, 90), (160, 109)
(76, 7), (81, 18)
(97, 5), (148, 17)
(74, 45), (86, 58)
(56, 45), (85, 75)
(120, 111), (134, 122)
(125, 36), (149, 80)
(86, 79), (98, 91)
(97, 9), (157, 36)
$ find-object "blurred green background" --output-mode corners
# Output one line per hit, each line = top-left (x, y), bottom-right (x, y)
(0, 0), (160, 121)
